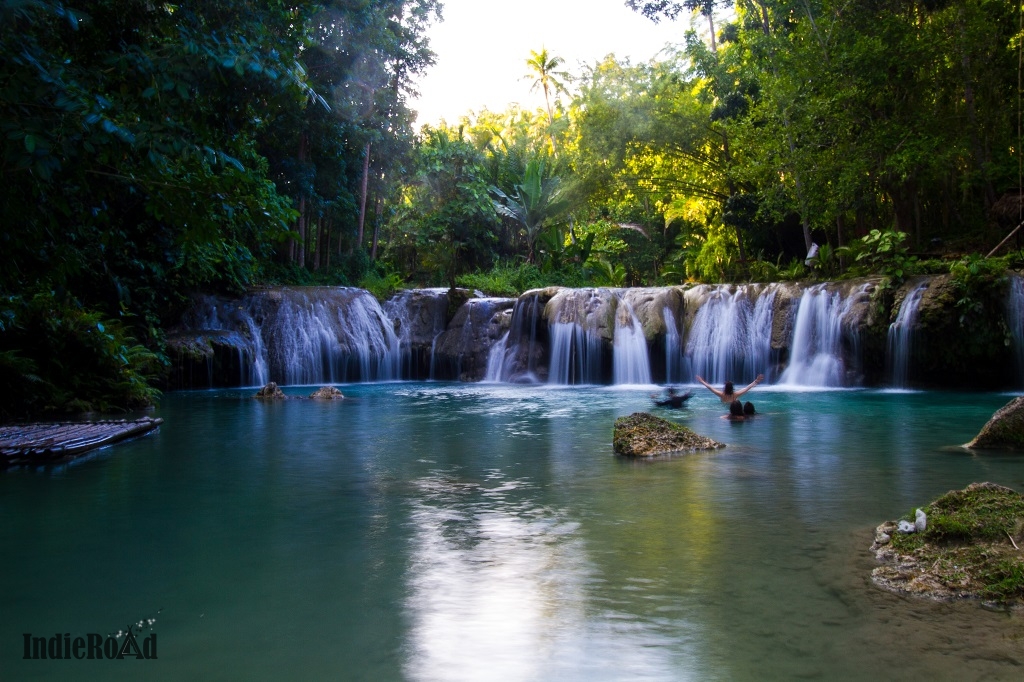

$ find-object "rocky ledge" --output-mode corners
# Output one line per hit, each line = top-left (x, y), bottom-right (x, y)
(871, 482), (1024, 607)
(612, 412), (723, 457)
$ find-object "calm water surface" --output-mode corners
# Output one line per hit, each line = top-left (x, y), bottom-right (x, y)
(3, 384), (1024, 681)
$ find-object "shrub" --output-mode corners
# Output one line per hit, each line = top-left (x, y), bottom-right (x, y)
(0, 293), (164, 420)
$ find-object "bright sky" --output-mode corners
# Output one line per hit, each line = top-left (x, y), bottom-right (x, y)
(409, 0), (691, 126)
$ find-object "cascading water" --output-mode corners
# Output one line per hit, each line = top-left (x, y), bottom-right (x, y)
(612, 296), (651, 385)
(886, 282), (928, 389)
(431, 297), (515, 381)
(543, 288), (612, 385)
(484, 294), (544, 383)
(383, 289), (450, 380)
(180, 295), (268, 386)
(183, 287), (402, 385)
(1008, 274), (1024, 384)
(547, 322), (604, 385)
(663, 306), (682, 384)
(778, 284), (863, 387)
(684, 285), (776, 385)
(483, 332), (510, 382)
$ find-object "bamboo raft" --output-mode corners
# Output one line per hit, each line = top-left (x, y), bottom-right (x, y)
(0, 417), (164, 466)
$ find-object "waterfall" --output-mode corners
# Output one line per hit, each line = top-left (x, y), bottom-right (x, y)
(779, 284), (856, 387)
(1009, 274), (1024, 384)
(544, 288), (613, 385)
(483, 331), (509, 382)
(483, 294), (543, 383)
(432, 297), (515, 381)
(886, 282), (927, 388)
(181, 295), (267, 386)
(663, 306), (682, 384)
(548, 322), (604, 385)
(259, 288), (402, 384)
(684, 285), (776, 385)
(183, 287), (402, 385)
(383, 288), (449, 379)
(613, 296), (651, 385)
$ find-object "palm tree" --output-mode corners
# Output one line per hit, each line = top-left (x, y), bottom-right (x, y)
(524, 48), (570, 154)
(490, 158), (572, 263)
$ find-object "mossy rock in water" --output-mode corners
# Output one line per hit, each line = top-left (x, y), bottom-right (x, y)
(966, 396), (1024, 449)
(612, 412), (723, 457)
(871, 482), (1024, 605)
(255, 382), (286, 399)
(309, 386), (344, 400)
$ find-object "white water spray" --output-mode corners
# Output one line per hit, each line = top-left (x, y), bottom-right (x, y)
(886, 282), (927, 388)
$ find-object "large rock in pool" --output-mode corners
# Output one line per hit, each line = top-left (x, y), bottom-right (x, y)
(309, 386), (344, 400)
(966, 396), (1024, 449)
(613, 412), (724, 457)
(255, 382), (286, 400)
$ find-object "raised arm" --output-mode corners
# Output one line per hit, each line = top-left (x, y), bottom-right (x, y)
(731, 374), (764, 399)
(695, 375), (725, 399)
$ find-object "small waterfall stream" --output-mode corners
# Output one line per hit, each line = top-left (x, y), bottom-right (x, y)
(683, 285), (776, 385)
(547, 323), (604, 384)
(778, 284), (867, 387)
(662, 307), (682, 384)
(1008, 274), (1024, 384)
(612, 296), (651, 385)
(483, 294), (544, 383)
(183, 287), (402, 385)
(383, 288), (449, 380)
(886, 282), (928, 388)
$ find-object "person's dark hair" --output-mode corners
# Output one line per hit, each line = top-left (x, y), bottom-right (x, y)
(743, 401), (755, 415)
(724, 381), (734, 395)
(729, 400), (744, 416)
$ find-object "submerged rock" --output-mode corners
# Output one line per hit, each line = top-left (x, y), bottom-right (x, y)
(871, 482), (1024, 605)
(965, 396), (1024, 449)
(612, 412), (724, 457)
(309, 386), (344, 400)
(255, 382), (286, 400)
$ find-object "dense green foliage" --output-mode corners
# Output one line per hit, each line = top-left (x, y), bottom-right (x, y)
(0, 0), (438, 418)
(3, 0), (1024, 415)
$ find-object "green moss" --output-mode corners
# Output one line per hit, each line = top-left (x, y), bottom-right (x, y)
(884, 483), (1024, 603)
(612, 412), (722, 456)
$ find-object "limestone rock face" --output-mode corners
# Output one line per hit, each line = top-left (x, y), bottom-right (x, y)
(255, 382), (286, 399)
(432, 297), (517, 381)
(309, 386), (344, 400)
(618, 287), (687, 341)
(612, 412), (724, 457)
(966, 396), (1024, 449)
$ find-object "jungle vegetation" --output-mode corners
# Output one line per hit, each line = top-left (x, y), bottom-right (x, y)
(2, 0), (1023, 417)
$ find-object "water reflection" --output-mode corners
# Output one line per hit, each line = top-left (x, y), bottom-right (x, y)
(403, 471), (698, 681)
(3, 386), (1024, 681)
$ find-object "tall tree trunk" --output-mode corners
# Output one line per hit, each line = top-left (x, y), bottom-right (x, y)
(293, 132), (309, 267)
(836, 213), (846, 272)
(705, 9), (716, 54)
(324, 217), (331, 271)
(747, 0), (814, 252)
(296, 194), (306, 269)
(311, 217), (321, 271)
(370, 197), (383, 260)
(957, 9), (997, 208)
(357, 141), (371, 252)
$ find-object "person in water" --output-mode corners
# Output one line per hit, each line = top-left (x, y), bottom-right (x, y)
(723, 399), (758, 421)
(695, 374), (764, 403)
(651, 386), (694, 408)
